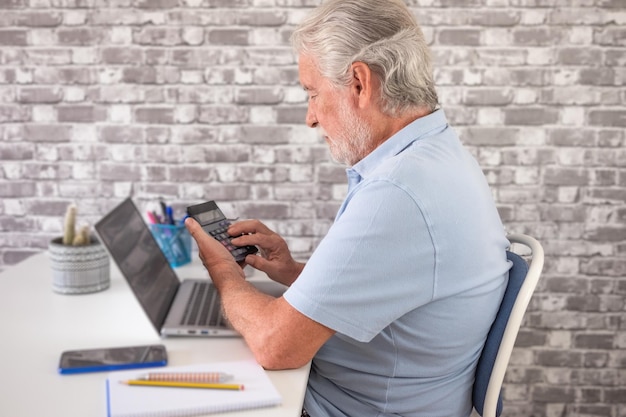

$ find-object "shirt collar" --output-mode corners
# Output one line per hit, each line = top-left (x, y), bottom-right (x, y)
(346, 109), (449, 186)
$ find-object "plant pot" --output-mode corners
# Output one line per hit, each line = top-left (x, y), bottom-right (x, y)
(48, 237), (110, 294)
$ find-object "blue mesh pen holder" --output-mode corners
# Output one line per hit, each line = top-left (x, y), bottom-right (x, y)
(150, 224), (192, 268)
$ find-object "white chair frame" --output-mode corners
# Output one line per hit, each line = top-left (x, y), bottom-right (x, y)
(480, 233), (545, 417)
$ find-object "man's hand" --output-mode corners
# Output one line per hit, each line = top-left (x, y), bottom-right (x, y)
(184, 217), (243, 279)
(228, 220), (305, 286)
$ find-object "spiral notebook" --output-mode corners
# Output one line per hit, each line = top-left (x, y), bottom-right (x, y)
(105, 360), (282, 417)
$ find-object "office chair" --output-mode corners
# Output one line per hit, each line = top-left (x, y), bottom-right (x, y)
(472, 233), (545, 417)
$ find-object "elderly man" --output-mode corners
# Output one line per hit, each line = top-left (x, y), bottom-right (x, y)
(185, 0), (511, 416)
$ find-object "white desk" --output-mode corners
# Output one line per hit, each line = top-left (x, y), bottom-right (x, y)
(0, 252), (309, 416)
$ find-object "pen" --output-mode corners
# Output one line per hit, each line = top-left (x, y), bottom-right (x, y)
(136, 372), (233, 383)
(160, 200), (168, 222)
(121, 380), (244, 390)
(166, 205), (175, 225)
(146, 211), (158, 224)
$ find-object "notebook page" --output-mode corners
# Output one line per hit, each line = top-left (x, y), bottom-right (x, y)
(106, 360), (282, 417)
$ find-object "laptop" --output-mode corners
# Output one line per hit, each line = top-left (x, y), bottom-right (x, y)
(94, 197), (286, 337)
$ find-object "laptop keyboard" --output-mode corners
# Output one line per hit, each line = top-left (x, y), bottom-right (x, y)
(181, 282), (224, 327)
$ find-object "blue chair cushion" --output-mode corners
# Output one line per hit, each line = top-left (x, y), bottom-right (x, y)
(472, 251), (529, 417)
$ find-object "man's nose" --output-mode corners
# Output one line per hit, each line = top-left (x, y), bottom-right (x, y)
(305, 106), (318, 128)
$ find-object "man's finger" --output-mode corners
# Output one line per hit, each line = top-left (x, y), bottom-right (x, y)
(228, 219), (270, 236)
(184, 217), (207, 242)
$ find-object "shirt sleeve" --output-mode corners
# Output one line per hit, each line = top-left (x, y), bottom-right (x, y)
(283, 178), (438, 342)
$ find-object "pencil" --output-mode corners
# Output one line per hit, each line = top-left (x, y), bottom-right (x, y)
(121, 380), (244, 390)
(136, 372), (233, 383)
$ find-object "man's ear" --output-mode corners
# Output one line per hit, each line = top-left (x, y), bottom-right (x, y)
(350, 61), (374, 109)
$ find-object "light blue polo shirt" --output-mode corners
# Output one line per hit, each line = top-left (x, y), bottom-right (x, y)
(283, 109), (511, 417)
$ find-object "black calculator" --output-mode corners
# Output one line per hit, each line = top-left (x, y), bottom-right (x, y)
(186, 201), (258, 262)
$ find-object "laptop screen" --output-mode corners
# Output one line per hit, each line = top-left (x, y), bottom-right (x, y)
(95, 198), (179, 332)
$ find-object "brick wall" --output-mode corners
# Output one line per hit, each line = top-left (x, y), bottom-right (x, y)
(1, 0), (624, 415)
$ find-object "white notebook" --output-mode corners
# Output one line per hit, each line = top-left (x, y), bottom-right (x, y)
(105, 360), (282, 417)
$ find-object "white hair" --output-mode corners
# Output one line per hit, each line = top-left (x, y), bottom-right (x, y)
(291, 0), (439, 116)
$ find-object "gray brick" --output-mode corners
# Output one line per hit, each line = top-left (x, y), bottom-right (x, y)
(171, 49), (223, 69)
(532, 385), (576, 403)
(581, 258), (626, 277)
(135, 107), (174, 124)
(547, 128), (595, 147)
(574, 333), (614, 349)
(237, 10), (288, 26)
(171, 126), (219, 144)
(585, 226), (626, 242)
(57, 28), (103, 46)
(587, 187), (626, 204)
(0, 143), (33, 160)
(504, 108), (559, 126)
(145, 49), (168, 66)
(460, 127), (519, 146)
(56, 143), (107, 161)
(99, 163), (141, 181)
(16, 11), (63, 27)
(579, 68), (615, 86)
(0, 105), (30, 122)
(584, 351), (609, 368)
(197, 184), (251, 201)
(169, 166), (213, 182)
(235, 87), (284, 105)
(0, 182), (35, 197)
(0, 29), (27, 45)
(122, 67), (157, 84)
(589, 110), (626, 128)
(134, 27), (182, 46)
(90, 86), (144, 103)
(594, 27), (626, 46)
(135, 0), (178, 8)
(464, 89), (513, 106)
(33, 67), (96, 85)
(24, 124), (72, 142)
(101, 47), (144, 64)
(167, 10), (223, 26)
(237, 165), (289, 183)
(438, 29), (481, 46)
(557, 47), (604, 66)
(539, 205), (587, 222)
(24, 48), (72, 65)
(198, 106), (250, 124)
(544, 168), (589, 186)
(0, 0), (27, 8)
(22, 162), (71, 180)
(208, 29), (249, 46)
(468, 10), (520, 26)
(605, 49), (626, 66)
(238, 125), (291, 144)
(514, 27), (563, 46)
(57, 105), (106, 123)
(18, 87), (63, 103)
(515, 329), (548, 347)
(238, 202), (290, 219)
(276, 107), (306, 124)
(99, 126), (145, 143)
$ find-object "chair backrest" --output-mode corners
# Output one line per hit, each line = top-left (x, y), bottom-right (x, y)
(472, 233), (545, 417)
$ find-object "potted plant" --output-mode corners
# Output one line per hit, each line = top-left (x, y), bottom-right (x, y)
(48, 203), (110, 294)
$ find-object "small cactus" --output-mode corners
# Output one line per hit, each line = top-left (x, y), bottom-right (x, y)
(62, 203), (91, 246)
(72, 225), (90, 245)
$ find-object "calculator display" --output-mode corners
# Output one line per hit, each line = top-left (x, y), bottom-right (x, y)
(194, 208), (224, 225)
